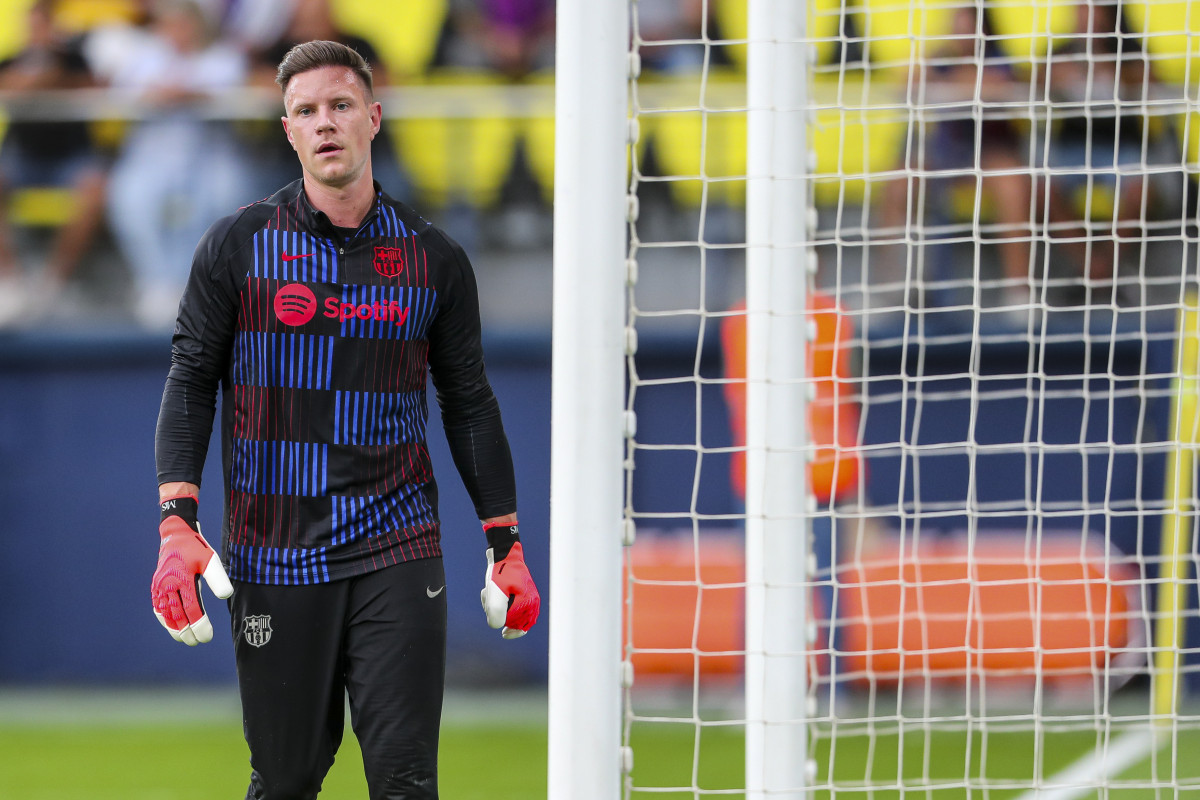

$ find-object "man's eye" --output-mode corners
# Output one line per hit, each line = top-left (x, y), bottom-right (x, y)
(297, 108), (312, 116)
(336, 103), (349, 111)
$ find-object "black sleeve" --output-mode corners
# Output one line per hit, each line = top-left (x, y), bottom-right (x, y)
(154, 215), (244, 486)
(426, 228), (518, 520)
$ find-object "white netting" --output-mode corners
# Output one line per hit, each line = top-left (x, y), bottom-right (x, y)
(622, 0), (1200, 796)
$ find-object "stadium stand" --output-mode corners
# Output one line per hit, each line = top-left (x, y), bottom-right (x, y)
(329, 0), (449, 80)
(519, 68), (555, 204)
(387, 68), (520, 211)
(0, 0), (33, 62)
(641, 67), (747, 209)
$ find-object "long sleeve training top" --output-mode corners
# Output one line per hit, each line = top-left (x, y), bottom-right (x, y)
(155, 179), (516, 585)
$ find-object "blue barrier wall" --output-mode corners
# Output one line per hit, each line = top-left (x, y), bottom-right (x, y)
(0, 314), (1190, 688)
(0, 330), (554, 686)
(860, 316), (1176, 549)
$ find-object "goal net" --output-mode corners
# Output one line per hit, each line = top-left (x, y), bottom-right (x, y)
(611, 0), (1200, 796)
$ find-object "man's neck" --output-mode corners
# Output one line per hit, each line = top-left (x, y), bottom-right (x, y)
(302, 173), (376, 228)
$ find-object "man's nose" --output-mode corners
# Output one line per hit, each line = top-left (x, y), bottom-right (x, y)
(315, 109), (336, 131)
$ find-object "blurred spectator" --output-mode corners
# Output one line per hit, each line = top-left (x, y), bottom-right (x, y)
(879, 4), (1035, 310)
(1042, 1), (1157, 305)
(0, 0), (109, 326)
(80, 0), (154, 81)
(243, 0), (408, 201)
(219, 0), (296, 53)
(634, 0), (710, 74)
(438, 0), (554, 79)
(97, 0), (253, 328)
(427, 0), (555, 251)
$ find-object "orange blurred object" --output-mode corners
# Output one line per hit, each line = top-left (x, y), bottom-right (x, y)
(621, 535), (1134, 685)
(839, 538), (1136, 682)
(720, 292), (862, 503)
(623, 536), (744, 678)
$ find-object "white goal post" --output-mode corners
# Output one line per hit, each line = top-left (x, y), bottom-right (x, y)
(551, 0), (1200, 798)
(547, 1), (628, 798)
(743, 0), (812, 796)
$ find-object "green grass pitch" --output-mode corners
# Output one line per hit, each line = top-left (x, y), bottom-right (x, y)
(0, 721), (550, 799)
(3, 697), (1199, 798)
(0, 718), (736, 798)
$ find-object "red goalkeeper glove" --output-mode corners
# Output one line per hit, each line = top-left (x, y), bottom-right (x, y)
(151, 496), (233, 646)
(480, 521), (541, 639)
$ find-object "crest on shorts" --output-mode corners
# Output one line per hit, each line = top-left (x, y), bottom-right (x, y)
(243, 615), (272, 648)
(373, 246), (406, 278)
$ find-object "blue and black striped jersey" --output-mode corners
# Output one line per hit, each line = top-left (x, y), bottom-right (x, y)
(155, 179), (516, 585)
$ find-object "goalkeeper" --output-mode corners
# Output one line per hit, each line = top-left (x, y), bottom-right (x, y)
(150, 40), (540, 799)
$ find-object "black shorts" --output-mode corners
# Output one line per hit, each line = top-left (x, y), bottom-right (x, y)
(229, 557), (447, 800)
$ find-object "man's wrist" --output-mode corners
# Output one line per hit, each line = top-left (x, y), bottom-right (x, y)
(159, 481), (199, 503)
(483, 519), (520, 560)
(160, 495), (199, 529)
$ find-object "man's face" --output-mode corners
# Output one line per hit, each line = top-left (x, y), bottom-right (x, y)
(282, 66), (382, 189)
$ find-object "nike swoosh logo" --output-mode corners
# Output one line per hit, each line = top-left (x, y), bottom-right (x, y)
(426, 585), (445, 598)
(281, 252), (314, 262)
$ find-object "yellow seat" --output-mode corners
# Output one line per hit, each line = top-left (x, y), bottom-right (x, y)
(710, 0), (747, 69)
(0, 0), (35, 62)
(0, 109), (74, 227)
(519, 70), (556, 204)
(388, 69), (519, 209)
(712, 0), (840, 69)
(810, 76), (908, 208)
(1124, 0), (1200, 84)
(644, 71), (906, 210)
(642, 69), (747, 208)
(87, 118), (128, 152)
(9, 187), (76, 228)
(52, 0), (141, 33)
(854, 0), (958, 75)
(987, 0), (1076, 63)
(330, 0), (449, 80)
(523, 68), (656, 205)
(808, 0), (844, 67)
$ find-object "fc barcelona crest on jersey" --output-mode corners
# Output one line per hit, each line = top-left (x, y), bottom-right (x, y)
(243, 615), (273, 647)
(373, 246), (405, 278)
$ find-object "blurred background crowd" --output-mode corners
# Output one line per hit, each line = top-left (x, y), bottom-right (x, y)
(0, 0), (567, 329)
(0, 0), (1193, 332)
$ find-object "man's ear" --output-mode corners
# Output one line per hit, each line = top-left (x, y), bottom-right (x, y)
(281, 116), (295, 149)
(370, 101), (382, 140)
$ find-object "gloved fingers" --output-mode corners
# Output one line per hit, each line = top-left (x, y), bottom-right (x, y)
(154, 609), (196, 646)
(481, 578), (509, 629)
(151, 570), (215, 646)
(179, 577), (215, 644)
(202, 553), (234, 599)
(186, 613), (215, 645)
(501, 626), (527, 639)
(152, 589), (202, 646)
(503, 590), (540, 635)
(481, 548), (509, 629)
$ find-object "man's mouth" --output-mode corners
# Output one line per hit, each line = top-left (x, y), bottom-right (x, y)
(316, 142), (342, 156)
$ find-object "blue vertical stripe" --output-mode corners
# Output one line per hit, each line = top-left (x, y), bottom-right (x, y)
(250, 231), (339, 281)
(333, 390), (427, 446)
(366, 203), (409, 239)
(231, 440), (329, 496)
(329, 490), (435, 548)
(232, 333), (334, 388)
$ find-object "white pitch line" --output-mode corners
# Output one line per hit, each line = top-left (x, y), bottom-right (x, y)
(1013, 727), (1163, 800)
